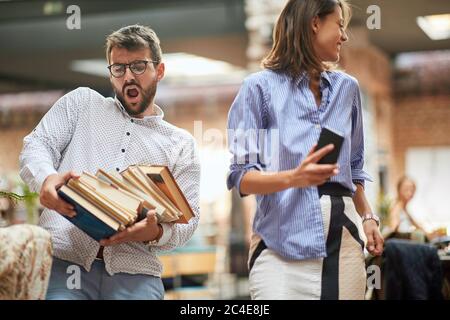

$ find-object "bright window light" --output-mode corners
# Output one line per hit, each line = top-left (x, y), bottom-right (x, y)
(71, 59), (109, 77)
(417, 14), (450, 40)
(164, 53), (239, 77)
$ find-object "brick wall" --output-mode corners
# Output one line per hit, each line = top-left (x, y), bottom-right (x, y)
(392, 95), (450, 185)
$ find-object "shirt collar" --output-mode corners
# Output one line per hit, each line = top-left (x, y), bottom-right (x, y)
(295, 70), (332, 89)
(294, 70), (308, 86)
(321, 71), (331, 87)
(114, 96), (165, 122)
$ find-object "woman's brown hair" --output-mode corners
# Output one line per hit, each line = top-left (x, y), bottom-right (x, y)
(262, 0), (351, 78)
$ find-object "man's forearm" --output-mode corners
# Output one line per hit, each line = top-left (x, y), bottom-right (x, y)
(152, 218), (199, 252)
(19, 157), (57, 193)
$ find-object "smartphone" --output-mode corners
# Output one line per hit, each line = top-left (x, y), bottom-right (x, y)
(316, 127), (344, 164)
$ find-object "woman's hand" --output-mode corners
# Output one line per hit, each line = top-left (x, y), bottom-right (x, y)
(239, 144), (339, 195)
(363, 220), (384, 256)
(288, 144), (339, 188)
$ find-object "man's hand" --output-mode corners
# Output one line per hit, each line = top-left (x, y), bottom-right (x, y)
(100, 210), (162, 246)
(288, 144), (339, 188)
(40, 171), (80, 217)
(363, 220), (384, 256)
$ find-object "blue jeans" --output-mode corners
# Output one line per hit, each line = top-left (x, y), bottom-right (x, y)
(46, 257), (164, 300)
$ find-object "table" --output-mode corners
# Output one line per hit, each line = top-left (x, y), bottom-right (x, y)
(157, 247), (217, 299)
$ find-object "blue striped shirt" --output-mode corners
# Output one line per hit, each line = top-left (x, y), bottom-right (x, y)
(226, 69), (372, 260)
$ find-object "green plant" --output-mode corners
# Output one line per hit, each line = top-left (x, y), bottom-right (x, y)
(377, 192), (392, 227)
(1, 181), (39, 224)
(18, 183), (39, 223)
(0, 190), (29, 201)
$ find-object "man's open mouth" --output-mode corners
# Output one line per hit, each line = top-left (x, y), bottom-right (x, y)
(124, 85), (140, 99)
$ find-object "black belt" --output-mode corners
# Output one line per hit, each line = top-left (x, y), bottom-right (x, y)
(95, 246), (104, 260)
(318, 183), (352, 198)
(248, 240), (267, 272)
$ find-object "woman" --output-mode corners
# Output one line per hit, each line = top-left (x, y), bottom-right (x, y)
(388, 176), (428, 239)
(227, 0), (384, 300)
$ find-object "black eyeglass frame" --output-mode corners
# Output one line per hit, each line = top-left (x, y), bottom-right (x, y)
(107, 59), (159, 78)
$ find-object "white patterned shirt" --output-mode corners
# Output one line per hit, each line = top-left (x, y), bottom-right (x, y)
(19, 87), (200, 276)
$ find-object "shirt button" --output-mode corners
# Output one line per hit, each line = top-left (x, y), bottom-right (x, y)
(131, 119), (134, 123)
(316, 124), (321, 129)
(116, 168), (120, 172)
(121, 149), (125, 153)
(126, 132), (130, 136)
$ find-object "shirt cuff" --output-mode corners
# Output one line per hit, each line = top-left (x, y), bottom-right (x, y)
(23, 163), (57, 193)
(227, 164), (262, 197)
(151, 222), (173, 246)
(351, 168), (373, 183)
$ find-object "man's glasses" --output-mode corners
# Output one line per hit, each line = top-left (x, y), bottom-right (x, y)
(107, 60), (157, 78)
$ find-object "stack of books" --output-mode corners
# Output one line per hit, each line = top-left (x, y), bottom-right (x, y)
(57, 165), (194, 241)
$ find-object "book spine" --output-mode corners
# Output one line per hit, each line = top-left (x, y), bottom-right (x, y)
(58, 189), (117, 241)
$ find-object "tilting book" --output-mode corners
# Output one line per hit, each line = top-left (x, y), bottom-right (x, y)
(57, 165), (194, 241)
(138, 165), (195, 224)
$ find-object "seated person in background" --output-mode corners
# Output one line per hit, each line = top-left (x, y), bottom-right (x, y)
(387, 176), (429, 241)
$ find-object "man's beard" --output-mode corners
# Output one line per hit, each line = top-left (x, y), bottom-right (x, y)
(115, 79), (157, 117)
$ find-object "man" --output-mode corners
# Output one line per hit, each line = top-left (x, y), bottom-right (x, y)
(19, 25), (200, 300)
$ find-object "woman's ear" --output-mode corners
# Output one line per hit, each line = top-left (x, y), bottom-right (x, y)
(311, 15), (320, 34)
